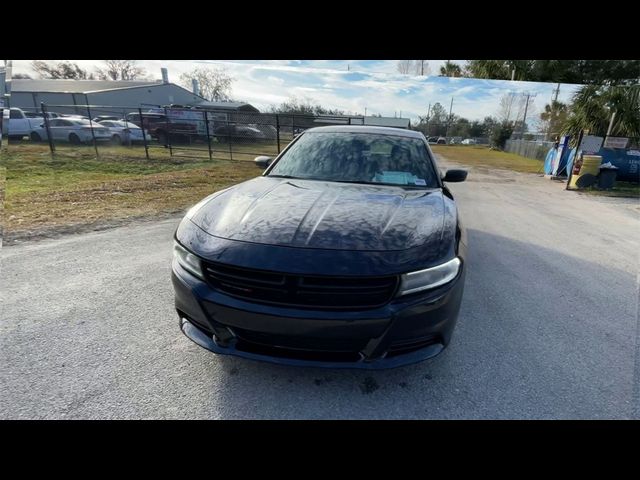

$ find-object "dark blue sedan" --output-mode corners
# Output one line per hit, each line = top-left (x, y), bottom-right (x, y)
(172, 125), (468, 369)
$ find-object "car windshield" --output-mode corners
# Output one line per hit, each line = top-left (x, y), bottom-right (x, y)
(268, 132), (439, 188)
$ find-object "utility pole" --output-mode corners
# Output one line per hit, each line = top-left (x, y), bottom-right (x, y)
(552, 83), (560, 103)
(445, 97), (454, 138)
(425, 102), (431, 132)
(421, 60), (425, 76)
(520, 92), (536, 139)
(606, 110), (616, 137)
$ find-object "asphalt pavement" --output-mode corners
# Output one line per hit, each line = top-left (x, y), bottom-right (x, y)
(1, 156), (639, 419)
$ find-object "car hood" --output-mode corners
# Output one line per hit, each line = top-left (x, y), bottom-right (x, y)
(189, 176), (447, 251)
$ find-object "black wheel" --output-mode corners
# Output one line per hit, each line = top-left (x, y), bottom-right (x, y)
(69, 133), (81, 145)
(111, 134), (122, 145)
(30, 132), (42, 142)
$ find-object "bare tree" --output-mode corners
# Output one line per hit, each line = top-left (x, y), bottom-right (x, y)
(31, 61), (94, 79)
(179, 66), (234, 102)
(497, 92), (519, 123)
(397, 60), (431, 76)
(397, 60), (414, 74)
(413, 61), (431, 76)
(96, 60), (146, 80)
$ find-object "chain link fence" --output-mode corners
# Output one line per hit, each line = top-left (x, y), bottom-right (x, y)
(5, 103), (380, 162)
(504, 139), (556, 161)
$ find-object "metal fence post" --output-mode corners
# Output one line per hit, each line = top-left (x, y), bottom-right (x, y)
(164, 106), (173, 157)
(139, 107), (150, 160)
(226, 116), (233, 161)
(276, 114), (281, 153)
(41, 103), (55, 158)
(204, 110), (213, 161)
(122, 108), (131, 147)
(85, 102), (99, 158)
(292, 114), (295, 140)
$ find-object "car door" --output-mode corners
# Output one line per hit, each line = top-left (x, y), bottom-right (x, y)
(50, 119), (70, 140)
(9, 109), (30, 136)
(100, 121), (115, 136)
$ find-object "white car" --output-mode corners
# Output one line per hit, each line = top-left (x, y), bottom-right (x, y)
(46, 118), (112, 144)
(461, 138), (476, 145)
(7, 107), (46, 141)
(98, 120), (150, 144)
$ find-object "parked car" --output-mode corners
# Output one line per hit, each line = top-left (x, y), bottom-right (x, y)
(59, 114), (90, 120)
(125, 112), (198, 145)
(92, 115), (122, 123)
(172, 125), (468, 369)
(427, 136), (438, 144)
(437, 137), (447, 144)
(98, 120), (150, 144)
(24, 111), (61, 119)
(46, 118), (112, 144)
(213, 124), (268, 143)
(461, 138), (476, 145)
(250, 123), (278, 140)
(6, 108), (46, 141)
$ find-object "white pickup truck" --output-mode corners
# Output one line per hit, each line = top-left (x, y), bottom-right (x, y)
(7, 108), (47, 141)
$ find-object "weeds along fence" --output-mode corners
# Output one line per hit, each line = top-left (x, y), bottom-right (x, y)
(12, 103), (376, 162)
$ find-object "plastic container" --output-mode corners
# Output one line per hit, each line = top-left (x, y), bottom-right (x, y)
(598, 165), (619, 189)
(568, 155), (602, 189)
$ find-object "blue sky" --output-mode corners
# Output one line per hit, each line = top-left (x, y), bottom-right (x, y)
(13, 60), (582, 129)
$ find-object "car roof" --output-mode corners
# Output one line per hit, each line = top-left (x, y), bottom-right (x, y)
(303, 125), (424, 139)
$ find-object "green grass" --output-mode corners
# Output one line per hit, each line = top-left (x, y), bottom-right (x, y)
(431, 145), (639, 198)
(431, 145), (545, 173)
(2, 142), (276, 242)
(580, 181), (640, 198)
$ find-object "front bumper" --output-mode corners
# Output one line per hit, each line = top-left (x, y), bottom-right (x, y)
(172, 259), (465, 370)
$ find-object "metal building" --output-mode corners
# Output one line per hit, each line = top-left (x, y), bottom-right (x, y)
(8, 78), (207, 115)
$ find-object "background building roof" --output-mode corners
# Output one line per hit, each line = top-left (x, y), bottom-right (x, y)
(12, 79), (163, 93)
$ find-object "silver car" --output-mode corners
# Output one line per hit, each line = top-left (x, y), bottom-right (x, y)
(46, 118), (112, 144)
(98, 120), (150, 144)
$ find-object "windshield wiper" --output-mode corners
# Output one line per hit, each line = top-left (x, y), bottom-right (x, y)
(268, 174), (306, 180)
(313, 178), (434, 188)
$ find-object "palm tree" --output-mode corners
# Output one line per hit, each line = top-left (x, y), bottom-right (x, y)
(540, 100), (568, 139)
(563, 84), (640, 140)
(439, 61), (462, 77)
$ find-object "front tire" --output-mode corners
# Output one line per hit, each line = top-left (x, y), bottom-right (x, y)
(111, 134), (122, 145)
(69, 133), (81, 145)
(30, 132), (42, 142)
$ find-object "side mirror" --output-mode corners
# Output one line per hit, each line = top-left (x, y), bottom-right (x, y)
(442, 169), (468, 182)
(254, 156), (273, 169)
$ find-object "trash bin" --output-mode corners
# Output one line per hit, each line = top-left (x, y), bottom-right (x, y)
(598, 163), (619, 190)
(568, 155), (602, 189)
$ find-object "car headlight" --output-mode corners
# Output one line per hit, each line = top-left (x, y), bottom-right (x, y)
(173, 241), (204, 280)
(397, 257), (461, 296)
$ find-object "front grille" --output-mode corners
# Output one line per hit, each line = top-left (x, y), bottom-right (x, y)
(232, 327), (367, 352)
(233, 334), (364, 363)
(202, 260), (398, 309)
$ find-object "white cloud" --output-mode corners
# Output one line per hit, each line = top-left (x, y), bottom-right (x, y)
(10, 60), (582, 126)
